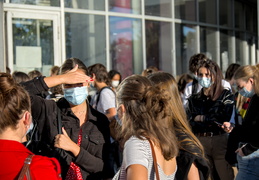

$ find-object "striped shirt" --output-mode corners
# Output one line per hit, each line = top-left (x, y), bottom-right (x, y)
(113, 136), (176, 180)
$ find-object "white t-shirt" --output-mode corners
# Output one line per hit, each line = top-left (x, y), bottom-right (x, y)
(90, 88), (116, 115)
(113, 136), (177, 180)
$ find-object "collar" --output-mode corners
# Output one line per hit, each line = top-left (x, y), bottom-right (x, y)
(57, 98), (97, 122)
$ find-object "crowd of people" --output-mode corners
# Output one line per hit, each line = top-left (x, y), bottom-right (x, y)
(0, 54), (259, 180)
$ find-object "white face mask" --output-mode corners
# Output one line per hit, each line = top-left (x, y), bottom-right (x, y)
(112, 80), (120, 88)
(26, 121), (34, 135)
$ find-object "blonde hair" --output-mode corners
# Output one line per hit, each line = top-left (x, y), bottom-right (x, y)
(234, 65), (259, 95)
(117, 75), (178, 160)
(147, 72), (205, 158)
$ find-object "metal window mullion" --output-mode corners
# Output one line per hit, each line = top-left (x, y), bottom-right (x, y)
(171, 0), (176, 76)
(216, 0), (220, 66)
(60, 0), (65, 64)
(142, 0), (146, 70)
(105, 0), (110, 70)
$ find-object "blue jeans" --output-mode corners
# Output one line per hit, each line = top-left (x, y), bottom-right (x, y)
(236, 149), (259, 180)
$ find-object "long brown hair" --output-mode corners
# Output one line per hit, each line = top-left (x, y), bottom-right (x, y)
(0, 73), (31, 133)
(147, 72), (205, 158)
(116, 75), (178, 160)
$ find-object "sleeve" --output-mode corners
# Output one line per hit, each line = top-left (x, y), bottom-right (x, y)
(31, 156), (62, 180)
(183, 82), (193, 108)
(98, 89), (116, 113)
(123, 137), (149, 170)
(222, 79), (232, 91)
(21, 77), (57, 140)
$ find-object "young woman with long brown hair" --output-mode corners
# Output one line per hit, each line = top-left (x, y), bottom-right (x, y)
(113, 75), (178, 179)
(147, 72), (208, 180)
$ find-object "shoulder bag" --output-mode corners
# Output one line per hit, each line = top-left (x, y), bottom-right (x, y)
(147, 139), (160, 180)
(18, 154), (34, 180)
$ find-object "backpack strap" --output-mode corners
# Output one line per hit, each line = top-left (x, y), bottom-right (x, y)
(57, 107), (62, 134)
(18, 154), (34, 180)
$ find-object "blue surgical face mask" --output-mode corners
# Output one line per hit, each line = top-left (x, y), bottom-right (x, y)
(197, 77), (212, 88)
(64, 86), (88, 105)
(238, 87), (254, 98)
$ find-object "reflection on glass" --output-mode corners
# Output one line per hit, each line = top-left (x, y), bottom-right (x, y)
(175, 23), (197, 75)
(10, 0), (60, 6)
(65, 13), (106, 66)
(219, 0), (232, 27)
(12, 18), (54, 75)
(109, 0), (141, 14)
(145, 20), (172, 73)
(200, 26), (217, 60)
(199, 0), (216, 24)
(220, 30), (233, 73)
(145, 0), (172, 17)
(245, 5), (255, 32)
(65, 0), (104, 10)
(110, 17), (142, 79)
(234, 1), (244, 29)
(175, 0), (196, 21)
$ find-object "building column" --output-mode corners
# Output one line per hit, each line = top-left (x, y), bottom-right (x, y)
(0, 0), (4, 72)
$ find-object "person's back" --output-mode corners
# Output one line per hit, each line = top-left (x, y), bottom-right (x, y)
(0, 140), (61, 179)
(113, 75), (178, 179)
(0, 73), (61, 180)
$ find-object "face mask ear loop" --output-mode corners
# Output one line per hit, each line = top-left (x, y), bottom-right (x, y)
(25, 120), (37, 148)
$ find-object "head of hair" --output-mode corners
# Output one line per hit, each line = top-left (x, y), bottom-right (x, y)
(189, 53), (207, 73)
(28, 70), (42, 80)
(88, 63), (110, 85)
(234, 65), (259, 95)
(197, 59), (223, 101)
(116, 74), (178, 160)
(225, 63), (241, 81)
(0, 73), (31, 133)
(12, 71), (30, 84)
(60, 58), (88, 75)
(108, 70), (122, 82)
(147, 72), (205, 158)
(141, 66), (159, 77)
(177, 73), (194, 93)
(50, 66), (60, 76)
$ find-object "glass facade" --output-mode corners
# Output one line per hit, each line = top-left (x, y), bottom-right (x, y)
(3, 0), (258, 77)
(110, 17), (142, 79)
(109, 0), (141, 14)
(65, 13), (106, 66)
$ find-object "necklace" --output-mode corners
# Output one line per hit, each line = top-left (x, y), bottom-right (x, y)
(72, 110), (86, 115)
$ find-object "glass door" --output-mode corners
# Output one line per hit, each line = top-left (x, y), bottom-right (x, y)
(6, 10), (61, 76)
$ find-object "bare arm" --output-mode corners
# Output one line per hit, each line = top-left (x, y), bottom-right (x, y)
(187, 163), (200, 180)
(127, 164), (148, 180)
(44, 65), (91, 88)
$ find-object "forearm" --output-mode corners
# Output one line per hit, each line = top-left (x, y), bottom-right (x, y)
(43, 75), (66, 88)
(74, 147), (104, 173)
